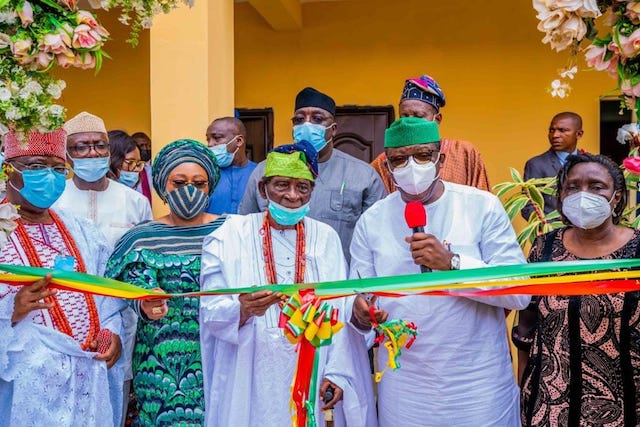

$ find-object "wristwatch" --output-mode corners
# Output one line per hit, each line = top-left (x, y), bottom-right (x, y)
(450, 253), (461, 270)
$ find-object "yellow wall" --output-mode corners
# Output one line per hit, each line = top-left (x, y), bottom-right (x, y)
(53, 10), (151, 137)
(234, 0), (614, 189)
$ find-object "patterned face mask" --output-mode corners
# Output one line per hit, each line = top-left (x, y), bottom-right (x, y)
(165, 185), (209, 219)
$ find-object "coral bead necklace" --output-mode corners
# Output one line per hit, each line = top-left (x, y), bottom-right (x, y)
(14, 210), (99, 350)
(261, 212), (306, 285)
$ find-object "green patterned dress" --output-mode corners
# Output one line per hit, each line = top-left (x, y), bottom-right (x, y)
(105, 218), (225, 427)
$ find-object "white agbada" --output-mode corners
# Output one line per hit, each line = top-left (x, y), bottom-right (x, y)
(200, 213), (376, 427)
(54, 178), (152, 247)
(54, 178), (152, 384)
(350, 183), (529, 427)
(0, 209), (125, 427)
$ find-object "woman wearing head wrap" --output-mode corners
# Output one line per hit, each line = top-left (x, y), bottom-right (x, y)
(105, 139), (224, 427)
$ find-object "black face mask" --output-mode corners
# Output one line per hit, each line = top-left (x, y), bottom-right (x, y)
(139, 149), (151, 162)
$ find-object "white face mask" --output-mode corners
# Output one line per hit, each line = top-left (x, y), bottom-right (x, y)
(561, 191), (616, 229)
(391, 155), (439, 196)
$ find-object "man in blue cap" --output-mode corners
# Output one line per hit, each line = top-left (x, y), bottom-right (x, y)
(370, 74), (491, 193)
(239, 87), (387, 261)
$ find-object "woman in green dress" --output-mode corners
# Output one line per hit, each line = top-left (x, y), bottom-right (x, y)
(106, 139), (224, 426)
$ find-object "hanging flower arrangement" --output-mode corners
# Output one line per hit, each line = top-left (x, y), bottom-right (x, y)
(0, 0), (193, 136)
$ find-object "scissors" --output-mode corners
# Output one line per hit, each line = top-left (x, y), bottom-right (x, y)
(354, 271), (375, 305)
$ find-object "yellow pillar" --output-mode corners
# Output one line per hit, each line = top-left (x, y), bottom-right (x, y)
(148, 0), (235, 216)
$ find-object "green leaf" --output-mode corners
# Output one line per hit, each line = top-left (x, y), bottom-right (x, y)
(505, 197), (529, 220)
(528, 186), (545, 211)
(494, 182), (518, 198)
(509, 168), (523, 183)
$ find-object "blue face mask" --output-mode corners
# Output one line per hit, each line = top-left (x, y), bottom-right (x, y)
(210, 136), (239, 168)
(292, 122), (333, 152)
(11, 168), (67, 208)
(267, 198), (310, 226)
(118, 170), (140, 188)
(70, 156), (110, 183)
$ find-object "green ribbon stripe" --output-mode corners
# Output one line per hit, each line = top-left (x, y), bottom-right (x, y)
(1, 258), (640, 299)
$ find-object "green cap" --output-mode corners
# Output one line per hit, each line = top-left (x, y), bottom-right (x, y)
(384, 117), (440, 148)
(264, 151), (314, 181)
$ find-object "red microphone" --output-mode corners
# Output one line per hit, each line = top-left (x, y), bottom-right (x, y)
(404, 201), (431, 273)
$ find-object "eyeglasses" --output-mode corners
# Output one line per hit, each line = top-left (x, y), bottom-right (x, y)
(387, 152), (439, 169)
(10, 161), (70, 176)
(122, 159), (146, 172)
(170, 180), (208, 189)
(68, 142), (110, 157)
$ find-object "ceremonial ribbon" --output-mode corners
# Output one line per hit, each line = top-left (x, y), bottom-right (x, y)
(373, 319), (418, 383)
(279, 289), (343, 427)
(3, 259), (640, 299)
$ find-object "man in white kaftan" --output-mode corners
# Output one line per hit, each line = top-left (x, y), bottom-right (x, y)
(0, 127), (125, 427)
(53, 112), (151, 423)
(55, 178), (152, 247)
(350, 117), (529, 427)
(200, 142), (376, 427)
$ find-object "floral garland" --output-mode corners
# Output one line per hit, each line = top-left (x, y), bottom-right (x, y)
(0, 0), (193, 136)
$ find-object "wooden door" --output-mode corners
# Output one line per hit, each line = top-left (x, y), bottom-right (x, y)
(334, 105), (395, 163)
(236, 108), (274, 163)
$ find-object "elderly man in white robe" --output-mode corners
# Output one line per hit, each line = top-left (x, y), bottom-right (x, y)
(200, 141), (376, 427)
(350, 117), (530, 427)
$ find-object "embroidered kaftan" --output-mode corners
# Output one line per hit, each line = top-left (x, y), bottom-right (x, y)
(200, 213), (377, 427)
(349, 183), (529, 427)
(0, 209), (124, 427)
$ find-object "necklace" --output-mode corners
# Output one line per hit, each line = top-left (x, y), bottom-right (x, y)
(261, 212), (306, 285)
(14, 210), (99, 350)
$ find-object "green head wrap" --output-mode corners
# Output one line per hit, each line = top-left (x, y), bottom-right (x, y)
(384, 117), (440, 148)
(264, 150), (315, 181)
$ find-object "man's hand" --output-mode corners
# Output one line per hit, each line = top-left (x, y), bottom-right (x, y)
(405, 232), (454, 271)
(319, 378), (343, 410)
(140, 287), (168, 320)
(238, 290), (284, 326)
(351, 295), (388, 330)
(93, 332), (122, 369)
(11, 273), (56, 325)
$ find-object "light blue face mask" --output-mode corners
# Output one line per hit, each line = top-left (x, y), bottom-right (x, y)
(70, 156), (110, 183)
(11, 168), (67, 208)
(210, 136), (239, 168)
(118, 170), (140, 188)
(292, 122), (333, 152)
(267, 198), (310, 226)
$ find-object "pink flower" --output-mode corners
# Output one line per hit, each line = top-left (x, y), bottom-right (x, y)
(11, 37), (32, 58)
(33, 51), (53, 69)
(0, 33), (10, 50)
(76, 11), (110, 37)
(72, 24), (100, 49)
(616, 28), (640, 58)
(57, 0), (76, 10)
(56, 51), (76, 68)
(626, 2), (640, 24)
(40, 33), (71, 55)
(623, 157), (640, 174)
(621, 79), (640, 97)
(74, 52), (95, 69)
(16, 1), (33, 28)
(584, 45), (612, 71)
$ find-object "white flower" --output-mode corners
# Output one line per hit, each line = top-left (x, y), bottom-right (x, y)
(140, 17), (153, 29)
(118, 13), (129, 25)
(48, 104), (64, 117)
(0, 203), (21, 249)
(617, 123), (640, 144)
(550, 79), (571, 98)
(559, 65), (578, 79)
(46, 83), (63, 99)
(0, 11), (17, 25)
(0, 88), (11, 102)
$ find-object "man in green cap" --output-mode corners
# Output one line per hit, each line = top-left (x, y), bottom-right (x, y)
(349, 117), (529, 426)
(199, 141), (376, 426)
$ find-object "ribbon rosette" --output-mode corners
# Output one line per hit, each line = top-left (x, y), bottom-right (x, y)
(373, 319), (418, 382)
(278, 289), (343, 427)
